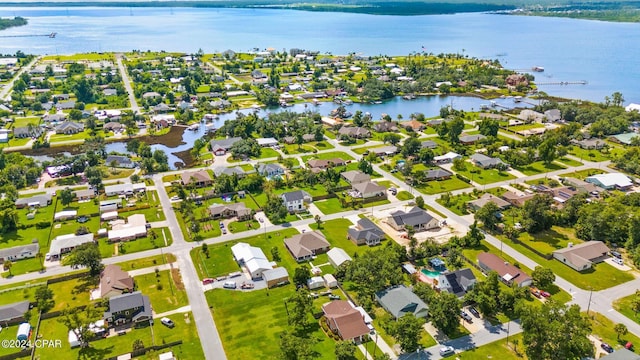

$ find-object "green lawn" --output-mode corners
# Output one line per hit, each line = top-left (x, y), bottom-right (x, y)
(457, 333), (526, 360)
(49, 131), (91, 143)
(455, 166), (516, 185)
(257, 148), (280, 159)
(190, 228), (300, 280)
(228, 219), (260, 233)
(613, 293), (640, 326)
(497, 234), (634, 290)
(2, 257), (43, 277)
(556, 157), (583, 167)
(114, 253), (176, 271)
(514, 161), (566, 176)
(310, 218), (378, 259)
(314, 197), (345, 215)
(590, 312), (640, 351)
(396, 191), (414, 200)
(560, 168), (605, 180)
(436, 192), (475, 216)
(0, 324), (28, 356)
(301, 151), (355, 162)
(48, 275), (98, 311)
(134, 269), (188, 313)
(415, 178), (471, 195)
(568, 146), (612, 162)
(517, 226), (583, 255)
(205, 286), (338, 360)
(352, 145), (384, 155)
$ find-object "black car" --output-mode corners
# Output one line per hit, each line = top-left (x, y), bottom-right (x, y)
(469, 307), (480, 318)
(76, 216), (90, 223)
(460, 311), (473, 323)
(601, 343), (614, 353)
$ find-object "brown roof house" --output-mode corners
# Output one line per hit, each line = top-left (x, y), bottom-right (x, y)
(181, 170), (213, 187)
(400, 120), (426, 132)
(352, 181), (386, 199)
(322, 300), (370, 342)
(501, 191), (535, 208)
(341, 170), (371, 185)
(208, 203), (253, 221)
(307, 158), (346, 170)
(100, 265), (135, 298)
(553, 241), (610, 271)
(284, 231), (330, 262)
(468, 193), (511, 211)
(477, 252), (532, 287)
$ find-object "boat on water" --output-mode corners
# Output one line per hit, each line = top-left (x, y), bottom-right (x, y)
(333, 98), (342, 104)
(187, 123), (200, 131)
(480, 104), (490, 110)
(490, 100), (498, 107)
(312, 99), (321, 106)
(343, 99), (353, 105)
(514, 96), (523, 103)
(532, 66), (545, 72)
(403, 94), (416, 100)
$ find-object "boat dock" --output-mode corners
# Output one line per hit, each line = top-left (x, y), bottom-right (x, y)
(536, 80), (588, 85)
(0, 32), (56, 38)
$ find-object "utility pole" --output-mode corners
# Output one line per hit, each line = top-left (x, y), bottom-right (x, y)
(587, 287), (593, 317)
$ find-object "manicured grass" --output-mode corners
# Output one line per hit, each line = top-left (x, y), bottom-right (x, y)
(315, 197), (345, 215)
(190, 228), (300, 280)
(514, 161), (566, 176)
(568, 146), (611, 162)
(396, 191), (414, 200)
(436, 192), (475, 216)
(556, 157), (583, 167)
(517, 226), (583, 255)
(352, 145), (384, 155)
(8, 137), (30, 147)
(560, 168), (605, 180)
(375, 180), (397, 189)
(48, 275), (98, 311)
(257, 148), (280, 159)
(1, 257), (42, 277)
(301, 151), (355, 162)
(134, 269), (188, 313)
(100, 167), (135, 180)
(613, 293), (640, 326)
(310, 218), (376, 259)
(457, 333), (526, 360)
(497, 234), (634, 290)
(589, 312), (640, 351)
(228, 219), (260, 233)
(49, 131), (91, 143)
(114, 253), (176, 271)
(0, 284), (41, 306)
(206, 286), (338, 360)
(0, 324), (28, 356)
(455, 166), (516, 185)
(141, 312), (205, 359)
(415, 177), (471, 195)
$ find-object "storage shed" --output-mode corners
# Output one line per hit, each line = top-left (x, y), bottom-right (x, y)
(307, 276), (325, 290)
(16, 322), (30, 341)
(323, 274), (338, 288)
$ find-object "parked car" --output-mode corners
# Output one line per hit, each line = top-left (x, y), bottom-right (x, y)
(469, 307), (480, 318)
(601, 342), (614, 353)
(241, 282), (254, 289)
(76, 216), (89, 223)
(160, 317), (175, 328)
(45, 253), (51, 261)
(328, 294), (341, 300)
(439, 346), (455, 356)
(202, 278), (215, 285)
(222, 229), (227, 234)
(611, 251), (622, 259)
(223, 281), (237, 289)
(613, 258), (624, 265)
(540, 291), (551, 298)
(258, 217), (264, 223)
(460, 311), (473, 323)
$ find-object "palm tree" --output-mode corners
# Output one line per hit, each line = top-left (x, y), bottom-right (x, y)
(36, 252), (44, 270)
(4, 260), (13, 276)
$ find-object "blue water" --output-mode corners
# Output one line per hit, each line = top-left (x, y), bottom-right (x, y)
(0, 8), (638, 102)
(421, 269), (441, 279)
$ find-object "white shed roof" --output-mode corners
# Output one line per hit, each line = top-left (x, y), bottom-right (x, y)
(586, 173), (633, 188)
(327, 247), (352, 267)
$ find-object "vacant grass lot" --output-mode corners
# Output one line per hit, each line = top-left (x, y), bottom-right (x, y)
(310, 218), (379, 259)
(314, 197), (344, 215)
(135, 269), (188, 313)
(568, 146), (611, 162)
(457, 333), (526, 360)
(48, 275), (98, 312)
(301, 151), (355, 162)
(556, 157), (583, 167)
(560, 168), (605, 180)
(517, 226), (583, 255)
(497, 234), (634, 290)
(416, 177), (471, 195)
(114, 253), (176, 271)
(206, 286), (338, 360)
(514, 161), (566, 176)
(396, 191), (414, 200)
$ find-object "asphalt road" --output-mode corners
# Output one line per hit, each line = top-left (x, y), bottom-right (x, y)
(115, 53), (140, 113)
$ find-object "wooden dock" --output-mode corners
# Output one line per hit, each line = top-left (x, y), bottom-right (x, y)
(0, 32), (56, 38)
(535, 80), (588, 85)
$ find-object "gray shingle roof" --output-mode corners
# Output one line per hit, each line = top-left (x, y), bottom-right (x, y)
(0, 243), (39, 261)
(0, 301), (30, 322)
(282, 190), (310, 203)
(105, 291), (151, 318)
(390, 207), (434, 227)
(209, 137), (241, 150)
(375, 285), (428, 319)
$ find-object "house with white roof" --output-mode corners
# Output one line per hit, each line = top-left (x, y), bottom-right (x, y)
(231, 242), (275, 279)
(49, 233), (94, 259)
(585, 173), (633, 190)
(327, 247), (352, 268)
(434, 152), (462, 164)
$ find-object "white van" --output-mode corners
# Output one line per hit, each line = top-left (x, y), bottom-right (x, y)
(223, 281), (237, 289)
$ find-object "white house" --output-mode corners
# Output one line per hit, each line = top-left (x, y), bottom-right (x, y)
(281, 190), (312, 213)
(231, 242), (275, 279)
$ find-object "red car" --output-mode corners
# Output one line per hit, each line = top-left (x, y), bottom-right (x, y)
(540, 291), (551, 298)
(202, 278), (215, 285)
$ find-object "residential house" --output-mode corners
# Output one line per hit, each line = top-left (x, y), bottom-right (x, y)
(181, 170), (213, 187)
(434, 152), (462, 164)
(103, 88), (117, 96)
(386, 207), (439, 232)
(49, 233), (94, 259)
(251, 70), (267, 79)
(562, 177), (602, 195)
(15, 194), (52, 209)
(585, 173), (633, 190)
(42, 113), (67, 123)
(501, 191), (535, 207)
(552, 241), (610, 271)
(322, 301), (370, 342)
(599, 348), (640, 360)
(327, 247), (352, 268)
(13, 126), (42, 139)
(0, 243), (39, 264)
(208, 203), (252, 221)
(103, 122), (124, 133)
(571, 138), (605, 150)
(231, 242), (274, 279)
(262, 267), (290, 288)
(370, 146), (398, 156)
(256, 163), (284, 177)
(55, 121), (84, 134)
(0, 301), (30, 324)
(352, 181), (386, 199)
(100, 265), (135, 298)
(341, 170), (371, 185)
(470, 153), (508, 169)
(281, 190), (312, 213)
(435, 268), (477, 298)
(151, 103), (171, 114)
(213, 166), (247, 177)
(338, 126), (370, 139)
(104, 183), (146, 197)
(284, 231), (331, 262)
(401, 120), (426, 132)
(142, 92), (162, 99)
(477, 252), (532, 287)
(74, 189), (96, 201)
(541, 186), (580, 206)
(256, 138), (278, 147)
(307, 158), (345, 171)
(421, 140), (437, 149)
(459, 134), (487, 145)
(544, 109), (562, 122)
(105, 155), (135, 169)
(103, 292), (152, 326)
(347, 218), (384, 246)
(424, 168), (452, 181)
(374, 121), (398, 133)
(518, 109), (545, 123)
(468, 193), (511, 211)
(108, 214), (148, 242)
(375, 285), (428, 319)
(209, 137), (242, 156)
